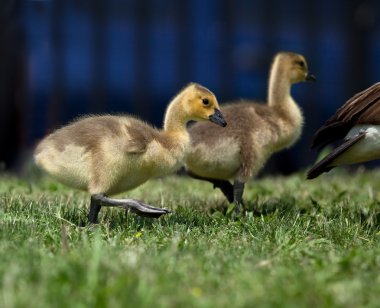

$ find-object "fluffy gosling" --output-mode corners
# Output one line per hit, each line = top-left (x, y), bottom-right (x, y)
(185, 52), (315, 212)
(34, 83), (227, 223)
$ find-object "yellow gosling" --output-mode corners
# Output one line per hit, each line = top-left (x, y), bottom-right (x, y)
(34, 83), (226, 223)
(185, 52), (315, 212)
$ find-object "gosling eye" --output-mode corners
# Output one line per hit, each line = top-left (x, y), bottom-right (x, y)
(202, 98), (210, 106)
(297, 60), (305, 68)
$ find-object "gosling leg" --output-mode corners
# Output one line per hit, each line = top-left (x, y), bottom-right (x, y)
(187, 171), (234, 203)
(88, 194), (171, 223)
(88, 196), (102, 223)
(233, 180), (245, 215)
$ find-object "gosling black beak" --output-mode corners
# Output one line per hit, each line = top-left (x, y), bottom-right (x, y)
(305, 72), (316, 82)
(209, 108), (227, 127)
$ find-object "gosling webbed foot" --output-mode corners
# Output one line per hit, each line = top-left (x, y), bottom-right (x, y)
(88, 194), (171, 223)
(122, 199), (171, 218)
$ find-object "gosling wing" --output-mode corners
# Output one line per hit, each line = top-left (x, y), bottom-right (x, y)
(124, 119), (158, 154)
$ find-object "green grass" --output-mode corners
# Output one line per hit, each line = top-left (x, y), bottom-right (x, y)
(1, 169), (380, 307)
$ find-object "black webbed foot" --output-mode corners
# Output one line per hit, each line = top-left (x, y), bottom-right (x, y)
(88, 194), (171, 223)
(121, 200), (171, 218)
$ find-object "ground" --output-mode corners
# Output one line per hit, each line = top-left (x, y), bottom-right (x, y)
(1, 169), (380, 307)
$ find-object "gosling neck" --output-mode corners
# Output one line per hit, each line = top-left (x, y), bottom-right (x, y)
(268, 59), (292, 108)
(163, 93), (189, 134)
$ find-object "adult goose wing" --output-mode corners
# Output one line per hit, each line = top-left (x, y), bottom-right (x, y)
(307, 131), (366, 179)
(311, 82), (380, 149)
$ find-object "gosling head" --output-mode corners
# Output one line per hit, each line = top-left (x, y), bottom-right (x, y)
(276, 52), (316, 84)
(183, 83), (227, 127)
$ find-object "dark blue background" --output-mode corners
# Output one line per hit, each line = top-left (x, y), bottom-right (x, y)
(1, 0), (379, 174)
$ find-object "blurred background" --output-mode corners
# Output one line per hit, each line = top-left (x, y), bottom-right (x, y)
(1, 0), (380, 174)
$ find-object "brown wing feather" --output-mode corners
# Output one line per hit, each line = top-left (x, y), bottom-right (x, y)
(311, 82), (380, 149)
(336, 82), (380, 122)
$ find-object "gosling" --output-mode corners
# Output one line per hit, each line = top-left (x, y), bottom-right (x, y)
(185, 52), (315, 212)
(34, 83), (227, 223)
(307, 82), (380, 179)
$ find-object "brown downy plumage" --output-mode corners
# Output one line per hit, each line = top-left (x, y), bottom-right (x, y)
(185, 52), (315, 211)
(34, 83), (227, 223)
(307, 82), (380, 179)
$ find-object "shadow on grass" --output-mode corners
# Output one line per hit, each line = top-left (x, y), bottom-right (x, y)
(208, 195), (306, 218)
(58, 194), (380, 234)
(61, 205), (224, 231)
